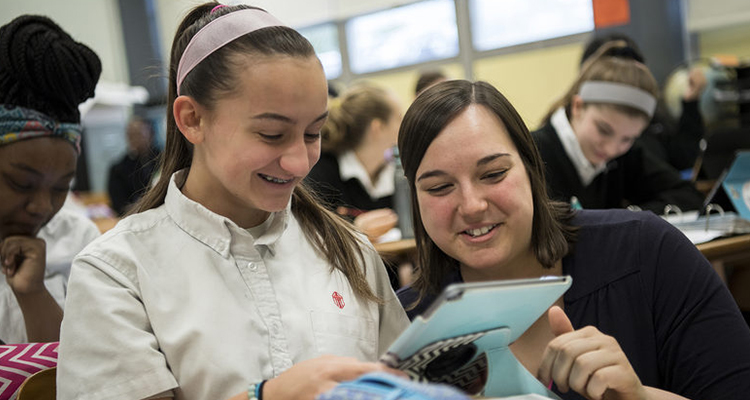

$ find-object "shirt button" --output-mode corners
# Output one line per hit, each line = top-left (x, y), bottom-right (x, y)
(248, 262), (257, 271)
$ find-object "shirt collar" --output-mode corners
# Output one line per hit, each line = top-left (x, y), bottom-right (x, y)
(338, 150), (395, 199)
(550, 107), (607, 186)
(164, 169), (289, 258)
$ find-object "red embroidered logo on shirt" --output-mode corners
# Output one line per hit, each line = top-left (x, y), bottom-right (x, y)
(332, 291), (345, 309)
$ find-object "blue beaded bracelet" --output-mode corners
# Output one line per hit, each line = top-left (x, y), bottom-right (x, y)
(248, 380), (265, 400)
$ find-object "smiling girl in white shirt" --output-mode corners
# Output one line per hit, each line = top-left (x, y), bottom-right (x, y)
(57, 3), (409, 400)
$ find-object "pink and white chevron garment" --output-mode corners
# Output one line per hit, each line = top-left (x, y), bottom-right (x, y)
(0, 342), (58, 400)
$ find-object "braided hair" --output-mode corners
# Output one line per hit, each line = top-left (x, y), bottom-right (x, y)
(0, 15), (101, 123)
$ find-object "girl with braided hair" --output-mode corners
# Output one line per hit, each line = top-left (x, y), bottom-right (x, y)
(58, 3), (409, 400)
(0, 14), (102, 344)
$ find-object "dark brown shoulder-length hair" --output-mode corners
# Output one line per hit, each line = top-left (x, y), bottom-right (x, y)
(131, 2), (380, 303)
(397, 80), (578, 299)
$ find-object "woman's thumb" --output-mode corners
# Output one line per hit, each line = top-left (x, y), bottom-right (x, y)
(548, 305), (574, 337)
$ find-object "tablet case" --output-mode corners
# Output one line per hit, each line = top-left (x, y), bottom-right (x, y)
(381, 276), (572, 399)
(722, 150), (750, 220)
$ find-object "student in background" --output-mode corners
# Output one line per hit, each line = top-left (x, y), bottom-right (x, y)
(107, 117), (161, 216)
(581, 34), (707, 173)
(532, 44), (704, 213)
(58, 4), (408, 400)
(397, 79), (750, 400)
(0, 15), (102, 344)
(306, 83), (403, 241)
(414, 69), (448, 97)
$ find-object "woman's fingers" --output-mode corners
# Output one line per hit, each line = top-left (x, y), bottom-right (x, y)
(540, 329), (604, 392)
(551, 338), (599, 392)
(567, 347), (622, 397)
(539, 323), (645, 400)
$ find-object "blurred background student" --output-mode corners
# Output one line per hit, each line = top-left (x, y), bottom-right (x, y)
(581, 33), (707, 174)
(306, 83), (403, 241)
(532, 43), (705, 214)
(107, 116), (161, 216)
(414, 69), (448, 97)
(0, 14), (101, 344)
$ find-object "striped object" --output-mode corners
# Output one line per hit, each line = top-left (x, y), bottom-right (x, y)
(0, 342), (58, 400)
(381, 331), (488, 394)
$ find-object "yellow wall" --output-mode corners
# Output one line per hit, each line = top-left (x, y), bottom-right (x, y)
(698, 24), (750, 60)
(353, 63), (466, 112)
(474, 43), (584, 130)
(352, 43), (584, 130)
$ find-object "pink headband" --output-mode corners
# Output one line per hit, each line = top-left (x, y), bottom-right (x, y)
(176, 8), (286, 95)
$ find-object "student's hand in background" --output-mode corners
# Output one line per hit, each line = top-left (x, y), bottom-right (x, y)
(354, 208), (398, 241)
(538, 306), (648, 400)
(683, 67), (707, 102)
(1, 236), (47, 295)
(261, 354), (404, 400)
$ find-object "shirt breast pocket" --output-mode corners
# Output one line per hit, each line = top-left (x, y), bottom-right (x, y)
(310, 310), (378, 361)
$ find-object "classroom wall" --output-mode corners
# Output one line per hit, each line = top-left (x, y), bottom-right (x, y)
(357, 63), (466, 111)
(3, 0), (749, 193)
(5, 0), (748, 100)
(697, 24), (750, 61)
(1, 0), (129, 85)
(475, 43), (584, 130)
(687, 0), (750, 32)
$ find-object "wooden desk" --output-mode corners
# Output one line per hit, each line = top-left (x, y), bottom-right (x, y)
(697, 234), (750, 308)
(696, 234), (750, 261)
(374, 239), (416, 256)
(375, 234), (750, 265)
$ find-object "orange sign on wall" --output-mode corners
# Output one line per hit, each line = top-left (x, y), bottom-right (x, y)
(593, 0), (631, 28)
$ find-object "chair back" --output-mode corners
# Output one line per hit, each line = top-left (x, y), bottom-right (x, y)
(16, 367), (56, 400)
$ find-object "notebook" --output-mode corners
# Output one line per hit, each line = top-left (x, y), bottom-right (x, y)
(380, 276), (572, 399)
(671, 150), (750, 244)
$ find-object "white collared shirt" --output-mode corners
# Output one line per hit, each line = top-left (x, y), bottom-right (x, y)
(338, 150), (395, 200)
(0, 208), (100, 344)
(57, 169), (409, 400)
(550, 107), (607, 186)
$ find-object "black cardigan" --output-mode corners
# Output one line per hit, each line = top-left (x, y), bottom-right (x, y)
(305, 152), (393, 214)
(531, 123), (704, 213)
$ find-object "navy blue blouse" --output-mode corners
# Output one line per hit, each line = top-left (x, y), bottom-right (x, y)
(398, 209), (750, 400)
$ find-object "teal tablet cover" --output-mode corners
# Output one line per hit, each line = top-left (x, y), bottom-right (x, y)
(722, 150), (750, 220)
(381, 276), (572, 399)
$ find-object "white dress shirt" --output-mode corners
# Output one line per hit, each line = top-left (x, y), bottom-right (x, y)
(0, 208), (100, 344)
(338, 150), (395, 200)
(57, 169), (409, 400)
(550, 107), (607, 186)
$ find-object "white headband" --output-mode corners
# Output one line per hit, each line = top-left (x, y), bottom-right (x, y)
(176, 9), (286, 95)
(579, 81), (657, 118)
